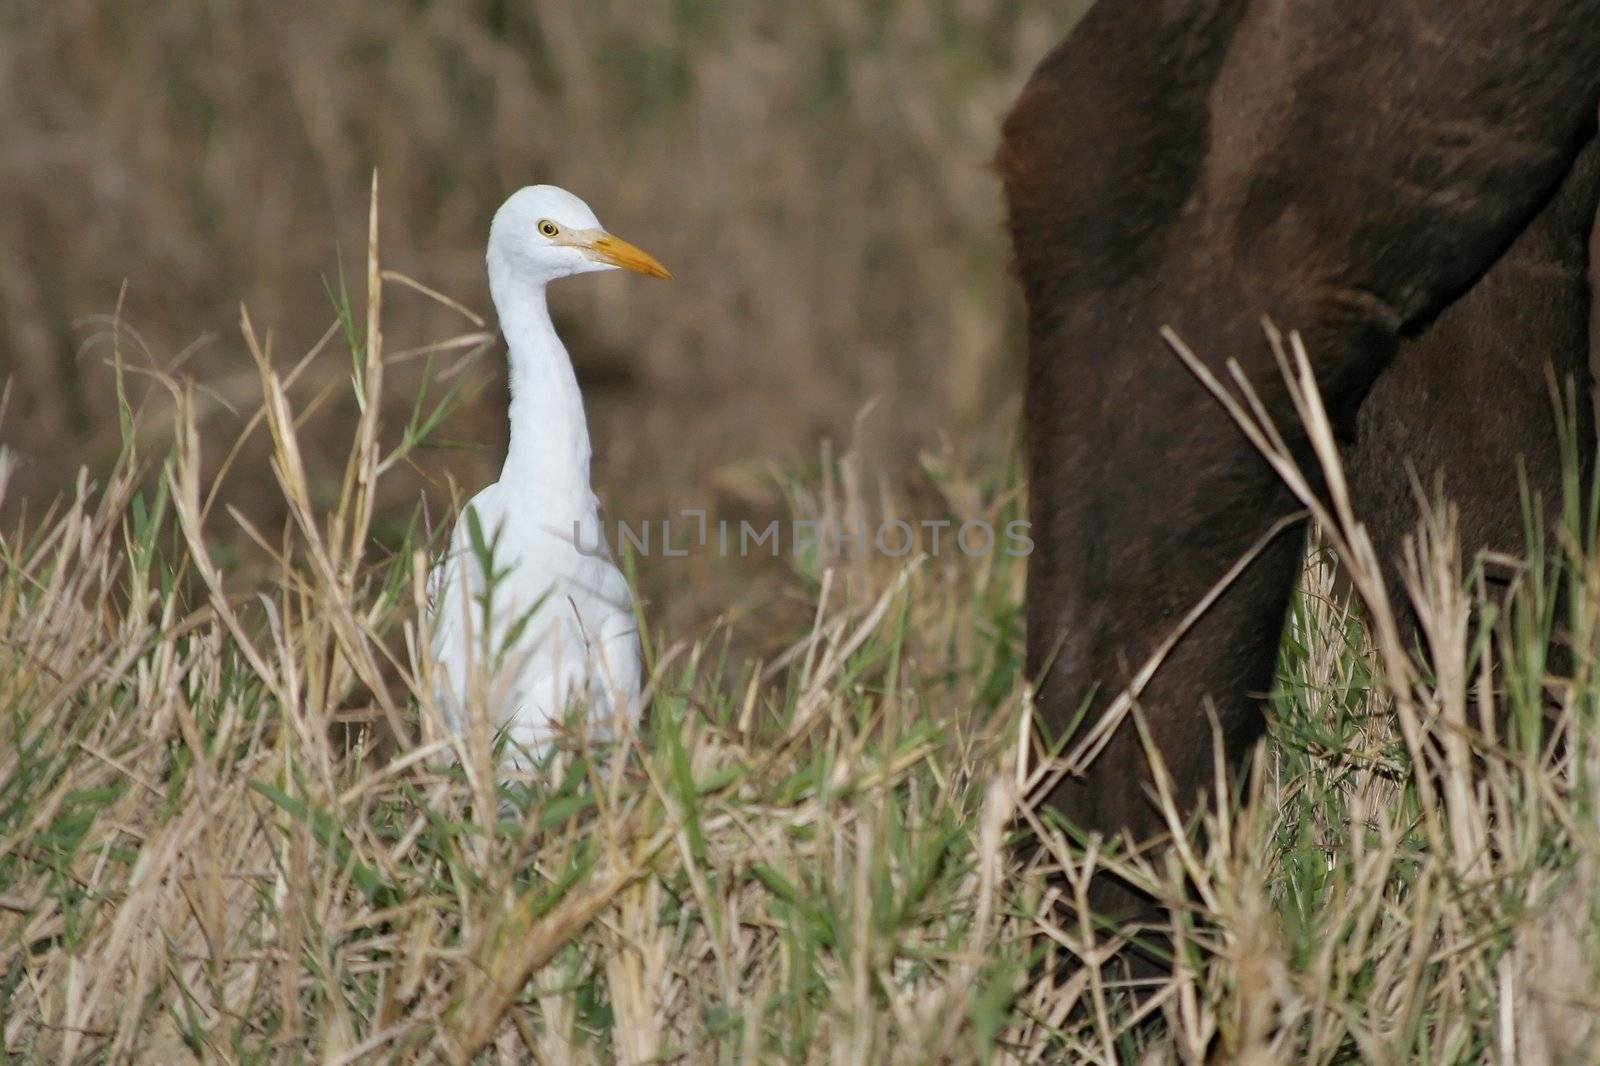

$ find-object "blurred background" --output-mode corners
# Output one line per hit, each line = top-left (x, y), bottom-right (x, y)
(0, 0), (1090, 643)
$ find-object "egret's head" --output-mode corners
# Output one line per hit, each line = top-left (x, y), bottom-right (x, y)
(488, 185), (671, 284)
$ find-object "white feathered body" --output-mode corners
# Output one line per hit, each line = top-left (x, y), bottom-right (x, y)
(429, 482), (638, 763)
(427, 186), (652, 769)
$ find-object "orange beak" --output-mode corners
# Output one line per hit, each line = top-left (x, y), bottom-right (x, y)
(583, 232), (672, 279)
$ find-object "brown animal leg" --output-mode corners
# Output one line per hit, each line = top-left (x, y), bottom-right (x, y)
(1001, 0), (1600, 886)
(1350, 142), (1600, 650)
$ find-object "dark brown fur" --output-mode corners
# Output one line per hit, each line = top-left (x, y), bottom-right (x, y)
(1000, 0), (1600, 906)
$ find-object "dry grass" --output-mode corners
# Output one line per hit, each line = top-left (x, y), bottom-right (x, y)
(8, 5), (1600, 1061)
(6, 184), (1600, 1063)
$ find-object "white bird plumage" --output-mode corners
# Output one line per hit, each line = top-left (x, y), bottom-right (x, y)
(428, 185), (670, 771)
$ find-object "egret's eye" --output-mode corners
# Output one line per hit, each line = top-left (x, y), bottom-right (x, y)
(538, 219), (560, 238)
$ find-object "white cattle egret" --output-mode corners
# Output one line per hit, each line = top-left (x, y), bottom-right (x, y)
(429, 185), (669, 772)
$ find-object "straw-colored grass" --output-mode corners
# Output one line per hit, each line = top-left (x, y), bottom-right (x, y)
(6, 182), (1600, 1063)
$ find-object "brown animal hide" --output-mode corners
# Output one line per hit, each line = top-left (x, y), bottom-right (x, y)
(1000, 0), (1600, 897)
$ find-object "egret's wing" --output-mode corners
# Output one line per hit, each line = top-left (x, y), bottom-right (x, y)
(427, 488), (503, 686)
(426, 518), (470, 655)
(570, 499), (637, 691)
(565, 553), (641, 716)
(596, 606), (643, 713)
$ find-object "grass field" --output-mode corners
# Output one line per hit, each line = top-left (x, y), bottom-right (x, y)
(8, 4), (1600, 1063)
(5, 195), (1600, 1063)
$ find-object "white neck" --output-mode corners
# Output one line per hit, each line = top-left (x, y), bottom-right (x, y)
(488, 253), (596, 521)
